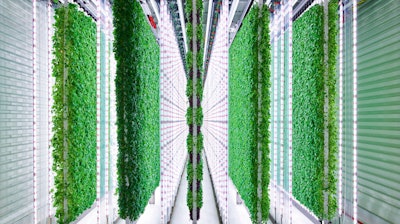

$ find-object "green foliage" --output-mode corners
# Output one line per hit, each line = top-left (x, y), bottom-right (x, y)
(229, 6), (270, 222)
(187, 107), (193, 125)
(229, 6), (258, 222)
(52, 4), (96, 223)
(113, 0), (160, 220)
(187, 134), (194, 153)
(195, 107), (203, 126)
(292, 4), (338, 219)
(197, 187), (203, 208)
(327, 0), (338, 219)
(186, 78), (193, 98)
(185, 0), (204, 218)
(196, 133), (203, 153)
(292, 5), (325, 217)
(259, 4), (271, 221)
(187, 188), (193, 211)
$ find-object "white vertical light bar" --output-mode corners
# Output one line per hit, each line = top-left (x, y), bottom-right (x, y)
(280, 1), (285, 218)
(33, 0), (38, 223)
(160, 1), (164, 222)
(47, 1), (53, 220)
(96, 0), (101, 223)
(288, 0), (293, 223)
(105, 5), (110, 222)
(273, 7), (278, 213)
(224, 0), (228, 221)
(352, 0), (358, 223)
(338, 0), (343, 217)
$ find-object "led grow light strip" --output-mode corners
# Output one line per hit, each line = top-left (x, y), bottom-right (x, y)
(96, 0), (101, 223)
(224, 1), (228, 221)
(273, 8), (278, 213)
(288, 0), (293, 223)
(280, 2), (285, 217)
(338, 0), (343, 216)
(47, 1), (53, 219)
(160, 2), (165, 220)
(105, 6), (110, 220)
(33, 0), (38, 223)
(352, 0), (358, 223)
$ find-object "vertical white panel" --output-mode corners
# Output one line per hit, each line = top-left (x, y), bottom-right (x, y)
(352, 0), (358, 223)
(0, 0), (34, 223)
(96, 0), (101, 223)
(35, 1), (52, 223)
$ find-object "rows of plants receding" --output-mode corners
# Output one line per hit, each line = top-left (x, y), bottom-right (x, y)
(113, 0), (160, 221)
(51, 3), (97, 223)
(229, 5), (271, 223)
(185, 0), (204, 220)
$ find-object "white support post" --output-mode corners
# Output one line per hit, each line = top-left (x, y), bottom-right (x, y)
(105, 5), (110, 222)
(280, 2), (285, 219)
(47, 1), (53, 221)
(32, 0), (38, 223)
(288, 0), (293, 223)
(273, 7), (278, 215)
(338, 0), (344, 217)
(96, 0), (101, 223)
(352, 0), (358, 223)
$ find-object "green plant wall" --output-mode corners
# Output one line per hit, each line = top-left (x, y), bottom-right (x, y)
(259, 5), (271, 221)
(327, 0), (338, 219)
(229, 5), (270, 222)
(293, 4), (325, 218)
(292, 3), (338, 219)
(52, 3), (97, 223)
(113, 0), (160, 220)
(185, 0), (204, 220)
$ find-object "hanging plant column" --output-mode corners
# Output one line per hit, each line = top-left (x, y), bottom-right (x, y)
(185, 0), (204, 221)
(113, 0), (160, 221)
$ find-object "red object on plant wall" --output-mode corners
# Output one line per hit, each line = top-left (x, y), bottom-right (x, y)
(147, 15), (157, 29)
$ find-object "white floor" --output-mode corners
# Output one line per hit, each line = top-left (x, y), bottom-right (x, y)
(269, 181), (319, 224)
(170, 154), (220, 224)
(117, 153), (263, 224)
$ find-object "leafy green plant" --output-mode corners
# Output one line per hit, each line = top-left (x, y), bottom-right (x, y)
(292, 4), (325, 218)
(185, 0), (204, 219)
(52, 3), (96, 223)
(113, 0), (160, 220)
(259, 4), (271, 221)
(229, 5), (270, 222)
(327, 0), (338, 219)
(292, 4), (338, 219)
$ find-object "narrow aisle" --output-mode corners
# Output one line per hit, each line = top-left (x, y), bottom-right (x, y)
(170, 154), (220, 223)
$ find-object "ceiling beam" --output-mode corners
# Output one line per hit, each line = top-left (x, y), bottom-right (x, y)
(177, 0), (188, 53)
(228, 0), (240, 29)
(203, 0), (214, 67)
(149, 0), (160, 22)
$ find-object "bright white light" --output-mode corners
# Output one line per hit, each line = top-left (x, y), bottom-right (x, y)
(288, 0), (293, 223)
(352, 0), (358, 223)
(33, 0), (38, 223)
(338, 0), (344, 217)
(273, 6), (279, 213)
(280, 3), (285, 217)
(96, 0), (101, 223)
